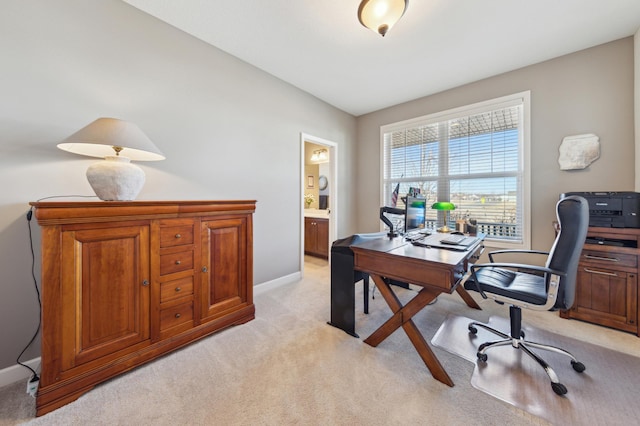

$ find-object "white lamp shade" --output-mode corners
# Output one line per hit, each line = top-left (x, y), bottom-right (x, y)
(58, 117), (165, 201)
(58, 117), (165, 161)
(358, 0), (408, 36)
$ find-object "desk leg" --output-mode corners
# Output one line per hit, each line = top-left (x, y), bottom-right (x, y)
(456, 286), (481, 310)
(364, 274), (454, 387)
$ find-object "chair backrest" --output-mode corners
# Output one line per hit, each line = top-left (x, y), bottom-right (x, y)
(545, 195), (589, 310)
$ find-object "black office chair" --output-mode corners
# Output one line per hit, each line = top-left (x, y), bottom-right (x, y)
(463, 195), (589, 395)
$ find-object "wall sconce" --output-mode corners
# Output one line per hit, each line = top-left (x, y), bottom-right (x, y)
(310, 148), (329, 163)
(57, 117), (165, 201)
(358, 0), (409, 37)
(431, 201), (456, 233)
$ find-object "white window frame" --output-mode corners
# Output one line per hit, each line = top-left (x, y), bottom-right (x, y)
(379, 91), (531, 250)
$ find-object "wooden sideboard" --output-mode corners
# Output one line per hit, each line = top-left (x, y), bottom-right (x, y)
(30, 200), (256, 416)
(560, 226), (639, 336)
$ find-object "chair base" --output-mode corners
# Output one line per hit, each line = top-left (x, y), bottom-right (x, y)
(468, 306), (585, 395)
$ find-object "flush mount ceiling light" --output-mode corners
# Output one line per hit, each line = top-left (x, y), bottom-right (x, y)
(358, 0), (408, 37)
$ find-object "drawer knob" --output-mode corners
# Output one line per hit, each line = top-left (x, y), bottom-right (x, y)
(175, 260), (181, 265)
(175, 287), (181, 292)
(202, 266), (208, 272)
(175, 313), (181, 319)
(175, 234), (181, 239)
(142, 280), (149, 286)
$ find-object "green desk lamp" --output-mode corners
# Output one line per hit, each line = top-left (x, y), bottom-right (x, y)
(431, 201), (455, 233)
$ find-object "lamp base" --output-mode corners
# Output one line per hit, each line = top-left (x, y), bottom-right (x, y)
(86, 156), (145, 201)
(437, 225), (452, 233)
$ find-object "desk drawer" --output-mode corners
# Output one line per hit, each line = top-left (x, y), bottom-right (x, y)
(582, 250), (636, 268)
(160, 301), (194, 331)
(160, 250), (194, 275)
(160, 276), (194, 304)
(160, 224), (194, 248)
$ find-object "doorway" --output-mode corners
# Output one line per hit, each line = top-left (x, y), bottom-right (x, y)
(300, 133), (338, 275)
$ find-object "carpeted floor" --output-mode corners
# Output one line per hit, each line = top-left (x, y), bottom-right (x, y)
(0, 257), (639, 425)
(433, 314), (640, 425)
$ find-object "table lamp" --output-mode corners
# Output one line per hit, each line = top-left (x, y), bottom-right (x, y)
(431, 201), (456, 233)
(57, 118), (165, 201)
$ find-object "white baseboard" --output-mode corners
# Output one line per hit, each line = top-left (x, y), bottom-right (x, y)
(254, 271), (301, 296)
(0, 274), (300, 388)
(0, 357), (41, 388)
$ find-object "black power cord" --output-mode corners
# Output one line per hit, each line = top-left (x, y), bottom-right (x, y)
(17, 206), (41, 383)
(17, 195), (97, 384)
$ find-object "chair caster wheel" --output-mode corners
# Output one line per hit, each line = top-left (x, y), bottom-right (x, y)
(468, 324), (478, 335)
(551, 382), (567, 395)
(571, 360), (586, 373)
(476, 352), (487, 362)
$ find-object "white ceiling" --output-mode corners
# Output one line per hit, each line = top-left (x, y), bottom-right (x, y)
(122, 0), (640, 116)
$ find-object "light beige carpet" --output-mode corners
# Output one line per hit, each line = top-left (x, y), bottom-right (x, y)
(432, 314), (640, 425)
(1, 257), (638, 425)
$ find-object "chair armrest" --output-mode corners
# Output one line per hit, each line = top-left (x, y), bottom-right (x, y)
(488, 249), (550, 263)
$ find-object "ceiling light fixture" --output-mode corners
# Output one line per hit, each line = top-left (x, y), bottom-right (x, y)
(357, 0), (408, 37)
(310, 148), (329, 163)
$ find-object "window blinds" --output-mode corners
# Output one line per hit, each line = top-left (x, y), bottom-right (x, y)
(383, 99), (525, 243)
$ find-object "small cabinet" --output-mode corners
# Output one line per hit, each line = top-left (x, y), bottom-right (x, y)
(200, 215), (252, 322)
(305, 217), (329, 259)
(561, 227), (639, 336)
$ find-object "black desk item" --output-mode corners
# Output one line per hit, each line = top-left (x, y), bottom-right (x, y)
(328, 232), (393, 337)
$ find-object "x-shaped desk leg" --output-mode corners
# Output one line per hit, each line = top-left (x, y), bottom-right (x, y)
(363, 274), (454, 387)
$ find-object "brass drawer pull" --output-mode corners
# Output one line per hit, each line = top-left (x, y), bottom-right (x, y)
(584, 268), (619, 277)
(175, 287), (181, 292)
(584, 254), (619, 262)
(175, 260), (181, 265)
(175, 234), (181, 238)
(175, 313), (181, 319)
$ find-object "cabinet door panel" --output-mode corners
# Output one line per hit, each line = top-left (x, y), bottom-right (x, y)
(61, 225), (150, 369)
(316, 219), (329, 257)
(201, 217), (249, 321)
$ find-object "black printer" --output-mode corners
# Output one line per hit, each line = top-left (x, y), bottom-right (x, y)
(561, 191), (640, 228)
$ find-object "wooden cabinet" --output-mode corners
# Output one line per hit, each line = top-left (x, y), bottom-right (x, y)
(200, 217), (251, 322)
(560, 227), (639, 336)
(304, 217), (329, 258)
(31, 200), (255, 416)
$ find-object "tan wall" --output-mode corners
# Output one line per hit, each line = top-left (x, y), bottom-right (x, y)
(356, 38), (635, 252)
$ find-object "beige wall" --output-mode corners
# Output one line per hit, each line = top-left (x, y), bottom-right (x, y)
(356, 38), (635, 252)
(0, 0), (356, 371)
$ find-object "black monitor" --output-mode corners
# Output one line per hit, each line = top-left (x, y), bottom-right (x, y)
(405, 196), (426, 233)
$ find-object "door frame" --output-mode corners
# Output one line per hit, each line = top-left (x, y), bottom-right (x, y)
(300, 133), (338, 275)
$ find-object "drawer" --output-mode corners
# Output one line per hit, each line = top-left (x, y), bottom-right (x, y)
(581, 250), (637, 268)
(160, 225), (194, 248)
(160, 250), (194, 275)
(160, 301), (194, 331)
(160, 276), (194, 304)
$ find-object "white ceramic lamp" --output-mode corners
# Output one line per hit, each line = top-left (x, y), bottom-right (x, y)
(58, 118), (165, 201)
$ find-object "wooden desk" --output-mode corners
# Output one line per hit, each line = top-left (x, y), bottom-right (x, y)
(350, 234), (484, 386)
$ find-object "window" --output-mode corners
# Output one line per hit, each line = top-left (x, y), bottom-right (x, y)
(381, 92), (530, 248)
